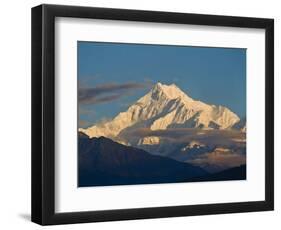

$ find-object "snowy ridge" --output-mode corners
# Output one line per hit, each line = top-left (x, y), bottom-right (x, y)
(80, 82), (240, 139)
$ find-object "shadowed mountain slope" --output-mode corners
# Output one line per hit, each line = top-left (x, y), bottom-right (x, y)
(78, 133), (207, 187)
(189, 164), (246, 182)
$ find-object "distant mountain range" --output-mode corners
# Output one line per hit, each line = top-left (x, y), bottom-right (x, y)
(80, 83), (244, 142)
(78, 134), (246, 187)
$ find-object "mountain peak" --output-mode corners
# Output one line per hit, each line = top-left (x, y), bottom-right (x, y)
(80, 82), (240, 139)
(153, 82), (178, 91)
(151, 82), (193, 102)
(155, 82), (163, 88)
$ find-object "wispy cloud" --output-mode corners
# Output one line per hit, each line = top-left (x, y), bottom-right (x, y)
(79, 82), (150, 105)
(79, 107), (96, 116)
(78, 120), (94, 128)
(124, 128), (246, 147)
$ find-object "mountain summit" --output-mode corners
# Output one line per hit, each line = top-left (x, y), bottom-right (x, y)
(79, 83), (240, 139)
(149, 82), (193, 102)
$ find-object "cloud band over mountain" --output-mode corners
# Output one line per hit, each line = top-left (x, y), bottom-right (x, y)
(123, 128), (246, 147)
(79, 82), (150, 105)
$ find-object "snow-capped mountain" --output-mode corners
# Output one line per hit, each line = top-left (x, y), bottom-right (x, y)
(79, 82), (240, 140)
(232, 118), (246, 133)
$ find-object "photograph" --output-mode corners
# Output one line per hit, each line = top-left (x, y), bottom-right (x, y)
(78, 42), (247, 187)
(30, 3), (274, 225)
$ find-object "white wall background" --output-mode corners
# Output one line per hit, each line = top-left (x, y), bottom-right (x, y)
(0, 0), (279, 229)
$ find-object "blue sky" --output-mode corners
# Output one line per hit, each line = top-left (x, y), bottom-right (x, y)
(78, 41), (246, 128)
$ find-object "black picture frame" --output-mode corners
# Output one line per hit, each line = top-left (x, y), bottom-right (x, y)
(31, 4), (274, 225)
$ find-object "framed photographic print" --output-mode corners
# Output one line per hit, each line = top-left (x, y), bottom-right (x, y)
(31, 4), (274, 225)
